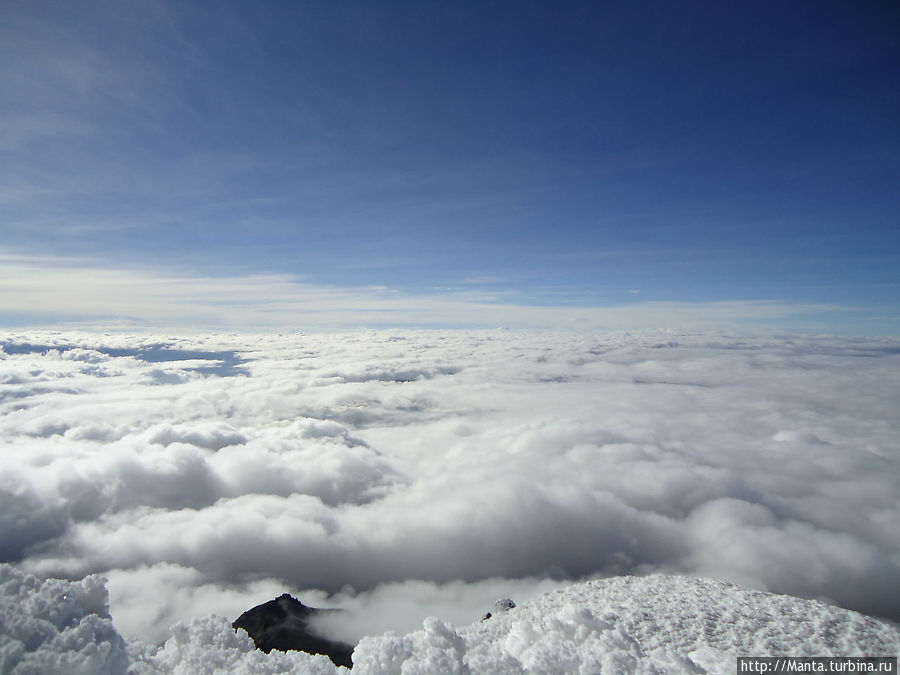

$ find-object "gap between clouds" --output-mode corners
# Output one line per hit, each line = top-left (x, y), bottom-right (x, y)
(0, 249), (847, 331)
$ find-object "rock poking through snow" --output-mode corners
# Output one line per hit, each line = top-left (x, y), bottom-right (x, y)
(232, 593), (354, 668)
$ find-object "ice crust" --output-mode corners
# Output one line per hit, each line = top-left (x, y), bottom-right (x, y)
(2, 565), (897, 674)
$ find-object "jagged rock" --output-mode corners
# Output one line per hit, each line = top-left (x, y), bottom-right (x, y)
(481, 597), (516, 621)
(232, 593), (354, 668)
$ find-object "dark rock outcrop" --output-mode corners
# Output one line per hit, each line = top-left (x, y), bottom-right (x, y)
(232, 593), (354, 668)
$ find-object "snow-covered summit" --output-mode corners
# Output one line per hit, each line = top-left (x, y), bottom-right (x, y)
(2, 564), (897, 674)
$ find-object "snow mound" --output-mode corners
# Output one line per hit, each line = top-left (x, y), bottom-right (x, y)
(353, 575), (900, 674)
(0, 564), (129, 675)
(2, 565), (898, 674)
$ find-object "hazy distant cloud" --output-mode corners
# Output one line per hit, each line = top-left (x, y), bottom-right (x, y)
(2, 329), (899, 646)
(0, 250), (850, 331)
(458, 276), (507, 285)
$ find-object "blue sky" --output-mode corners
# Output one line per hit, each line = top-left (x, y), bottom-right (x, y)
(1, 1), (898, 332)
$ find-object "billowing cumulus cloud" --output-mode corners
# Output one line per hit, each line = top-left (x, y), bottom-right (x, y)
(1, 329), (899, 648)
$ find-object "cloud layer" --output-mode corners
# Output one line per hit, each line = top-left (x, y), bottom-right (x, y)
(1, 329), (899, 644)
(0, 250), (855, 332)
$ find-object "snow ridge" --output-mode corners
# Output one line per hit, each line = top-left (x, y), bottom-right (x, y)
(6, 564), (897, 674)
(354, 575), (900, 674)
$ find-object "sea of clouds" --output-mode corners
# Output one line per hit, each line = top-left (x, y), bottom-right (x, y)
(1, 329), (899, 648)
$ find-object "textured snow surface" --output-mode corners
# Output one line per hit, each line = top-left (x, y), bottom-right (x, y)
(0, 565), (343, 674)
(3, 565), (897, 674)
(353, 575), (900, 674)
(0, 564), (130, 675)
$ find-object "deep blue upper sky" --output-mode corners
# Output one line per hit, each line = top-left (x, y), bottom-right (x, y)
(1, 1), (898, 330)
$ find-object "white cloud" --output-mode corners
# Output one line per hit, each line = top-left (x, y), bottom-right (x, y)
(1, 328), (899, 650)
(0, 250), (850, 331)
